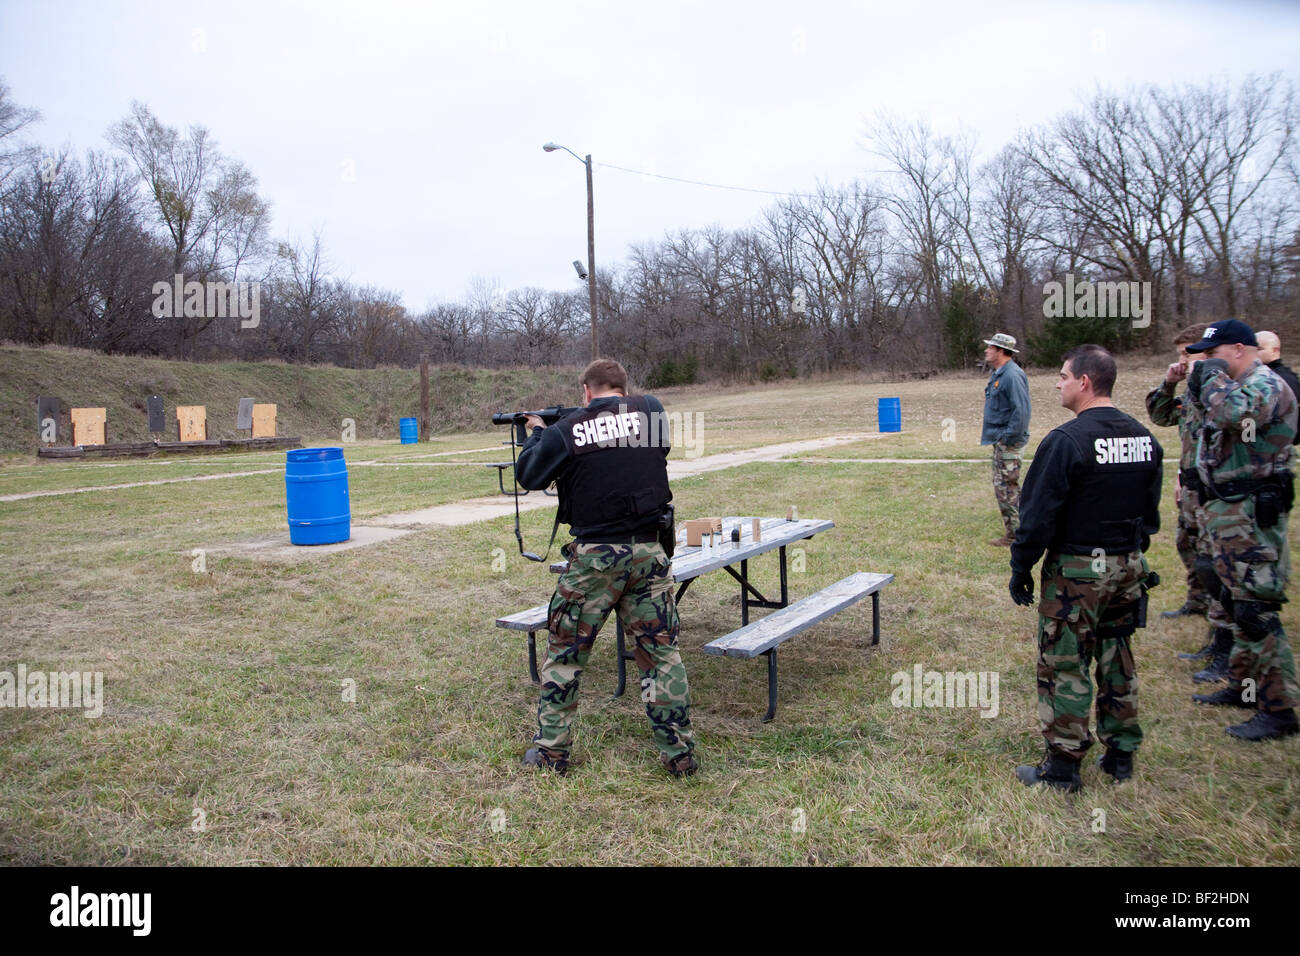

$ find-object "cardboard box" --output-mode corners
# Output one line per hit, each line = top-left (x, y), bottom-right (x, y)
(685, 517), (723, 547)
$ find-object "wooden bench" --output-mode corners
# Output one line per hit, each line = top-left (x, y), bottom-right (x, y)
(495, 603), (550, 682)
(494, 601), (631, 694)
(496, 572), (893, 719)
(702, 572), (893, 721)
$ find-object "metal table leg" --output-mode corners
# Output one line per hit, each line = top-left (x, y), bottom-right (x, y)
(741, 558), (749, 626)
(763, 648), (778, 722)
(527, 631), (540, 683)
(872, 592), (881, 646)
(778, 545), (789, 605)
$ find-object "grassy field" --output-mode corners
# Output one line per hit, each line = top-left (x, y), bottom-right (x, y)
(1, 359), (1297, 865)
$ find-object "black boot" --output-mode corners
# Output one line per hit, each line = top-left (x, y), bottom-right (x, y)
(1192, 685), (1254, 708)
(1192, 628), (1233, 683)
(662, 752), (698, 778)
(522, 746), (568, 775)
(1015, 750), (1082, 793)
(1096, 748), (1134, 782)
(1178, 627), (1215, 660)
(1226, 709), (1300, 741)
(1162, 601), (1207, 619)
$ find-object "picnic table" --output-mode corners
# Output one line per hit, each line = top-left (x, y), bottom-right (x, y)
(496, 515), (892, 720)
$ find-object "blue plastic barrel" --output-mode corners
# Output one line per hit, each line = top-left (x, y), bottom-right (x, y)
(285, 447), (351, 545)
(878, 397), (902, 433)
(399, 417), (418, 444)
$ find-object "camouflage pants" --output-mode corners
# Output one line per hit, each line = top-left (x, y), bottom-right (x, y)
(1035, 551), (1147, 759)
(534, 541), (695, 763)
(1192, 497), (1231, 631)
(1200, 498), (1300, 711)
(1174, 484), (1209, 611)
(992, 442), (1023, 536)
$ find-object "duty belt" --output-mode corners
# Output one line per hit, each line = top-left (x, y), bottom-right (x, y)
(1057, 517), (1145, 556)
(577, 530), (660, 545)
(1179, 468), (1203, 492)
(1200, 473), (1290, 502)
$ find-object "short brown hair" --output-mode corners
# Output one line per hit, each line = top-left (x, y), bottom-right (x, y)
(580, 358), (628, 394)
(1063, 344), (1117, 397)
(1173, 323), (1210, 347)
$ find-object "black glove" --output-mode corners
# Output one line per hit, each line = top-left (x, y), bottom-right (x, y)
(1009, 570), (1035, 607)
(1187, 357), (1229, 407)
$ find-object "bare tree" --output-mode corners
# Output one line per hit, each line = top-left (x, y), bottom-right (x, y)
(335, 284), (407, 367)
(418, 301), (483, 365)
(865, 114), (962, 356)
(1180, 75), (1297, 316)
(0, 78), (40, 197)
(977, 146), (1044, 344)
(274, 230), (339, 363)
(495, 286), (579, 364)
(0, 149), (164, 351)
(781, 180), (890, 367)
(1017, 90), (1168, 342)
(107, 101), (270, 356)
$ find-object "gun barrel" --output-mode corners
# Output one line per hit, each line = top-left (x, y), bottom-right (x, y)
(491, 406), (582, 426)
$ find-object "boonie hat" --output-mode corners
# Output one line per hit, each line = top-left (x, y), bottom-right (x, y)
(983, 332), (1019, 353)
(1185, 318), (1258, 352)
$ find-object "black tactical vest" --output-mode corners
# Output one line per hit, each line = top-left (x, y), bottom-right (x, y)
(555, 395), (672, 537)
(1055, 410), (1160, 554)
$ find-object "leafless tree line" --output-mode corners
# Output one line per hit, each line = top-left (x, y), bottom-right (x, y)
(1, 75), (1297, 380)
(602, 76), (1297, 379)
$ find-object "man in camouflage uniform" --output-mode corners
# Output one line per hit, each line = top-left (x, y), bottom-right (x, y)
(982, 333), (1032, 547)
(1147, 324), (1210, 626)
(514, 358), (697, 776)
(1010, 346), (1162, 791)
(1184, 319), (1300, 740)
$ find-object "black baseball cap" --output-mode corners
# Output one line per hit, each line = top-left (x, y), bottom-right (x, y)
(1185, 318), (1258, 352)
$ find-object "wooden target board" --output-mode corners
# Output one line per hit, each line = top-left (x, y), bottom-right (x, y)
(71, 407), (107, 446)
(252, 404), (277, 438)
(176, 405), (207, 442)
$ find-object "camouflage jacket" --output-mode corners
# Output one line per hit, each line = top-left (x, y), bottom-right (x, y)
(1145, 379), (1201, 471)
(1195, 360), (1298, 488)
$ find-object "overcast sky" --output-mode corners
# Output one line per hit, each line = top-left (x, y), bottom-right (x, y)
(2, 0), (1298, 312)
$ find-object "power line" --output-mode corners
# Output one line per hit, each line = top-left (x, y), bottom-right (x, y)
(596, 162), (840, 199)
(596, 159), (1297, 205)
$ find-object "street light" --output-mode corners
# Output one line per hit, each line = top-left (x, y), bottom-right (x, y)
(543, 142), (598, 360)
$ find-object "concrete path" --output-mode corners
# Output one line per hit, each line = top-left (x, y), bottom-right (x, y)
(3, 430), (919, 561)
(667, 433), (881, 477)
(0, 453), (508, 503)
(206, 525), (416, 561)
(214, 431), (894, 562)
(787, 457), (987, 464)
(0, 469), (283, 503)
(360, 432), (885, 529)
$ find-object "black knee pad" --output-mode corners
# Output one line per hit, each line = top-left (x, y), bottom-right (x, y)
(1235, 599), (1282, 640)
(1195, 557), (1224, 603)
